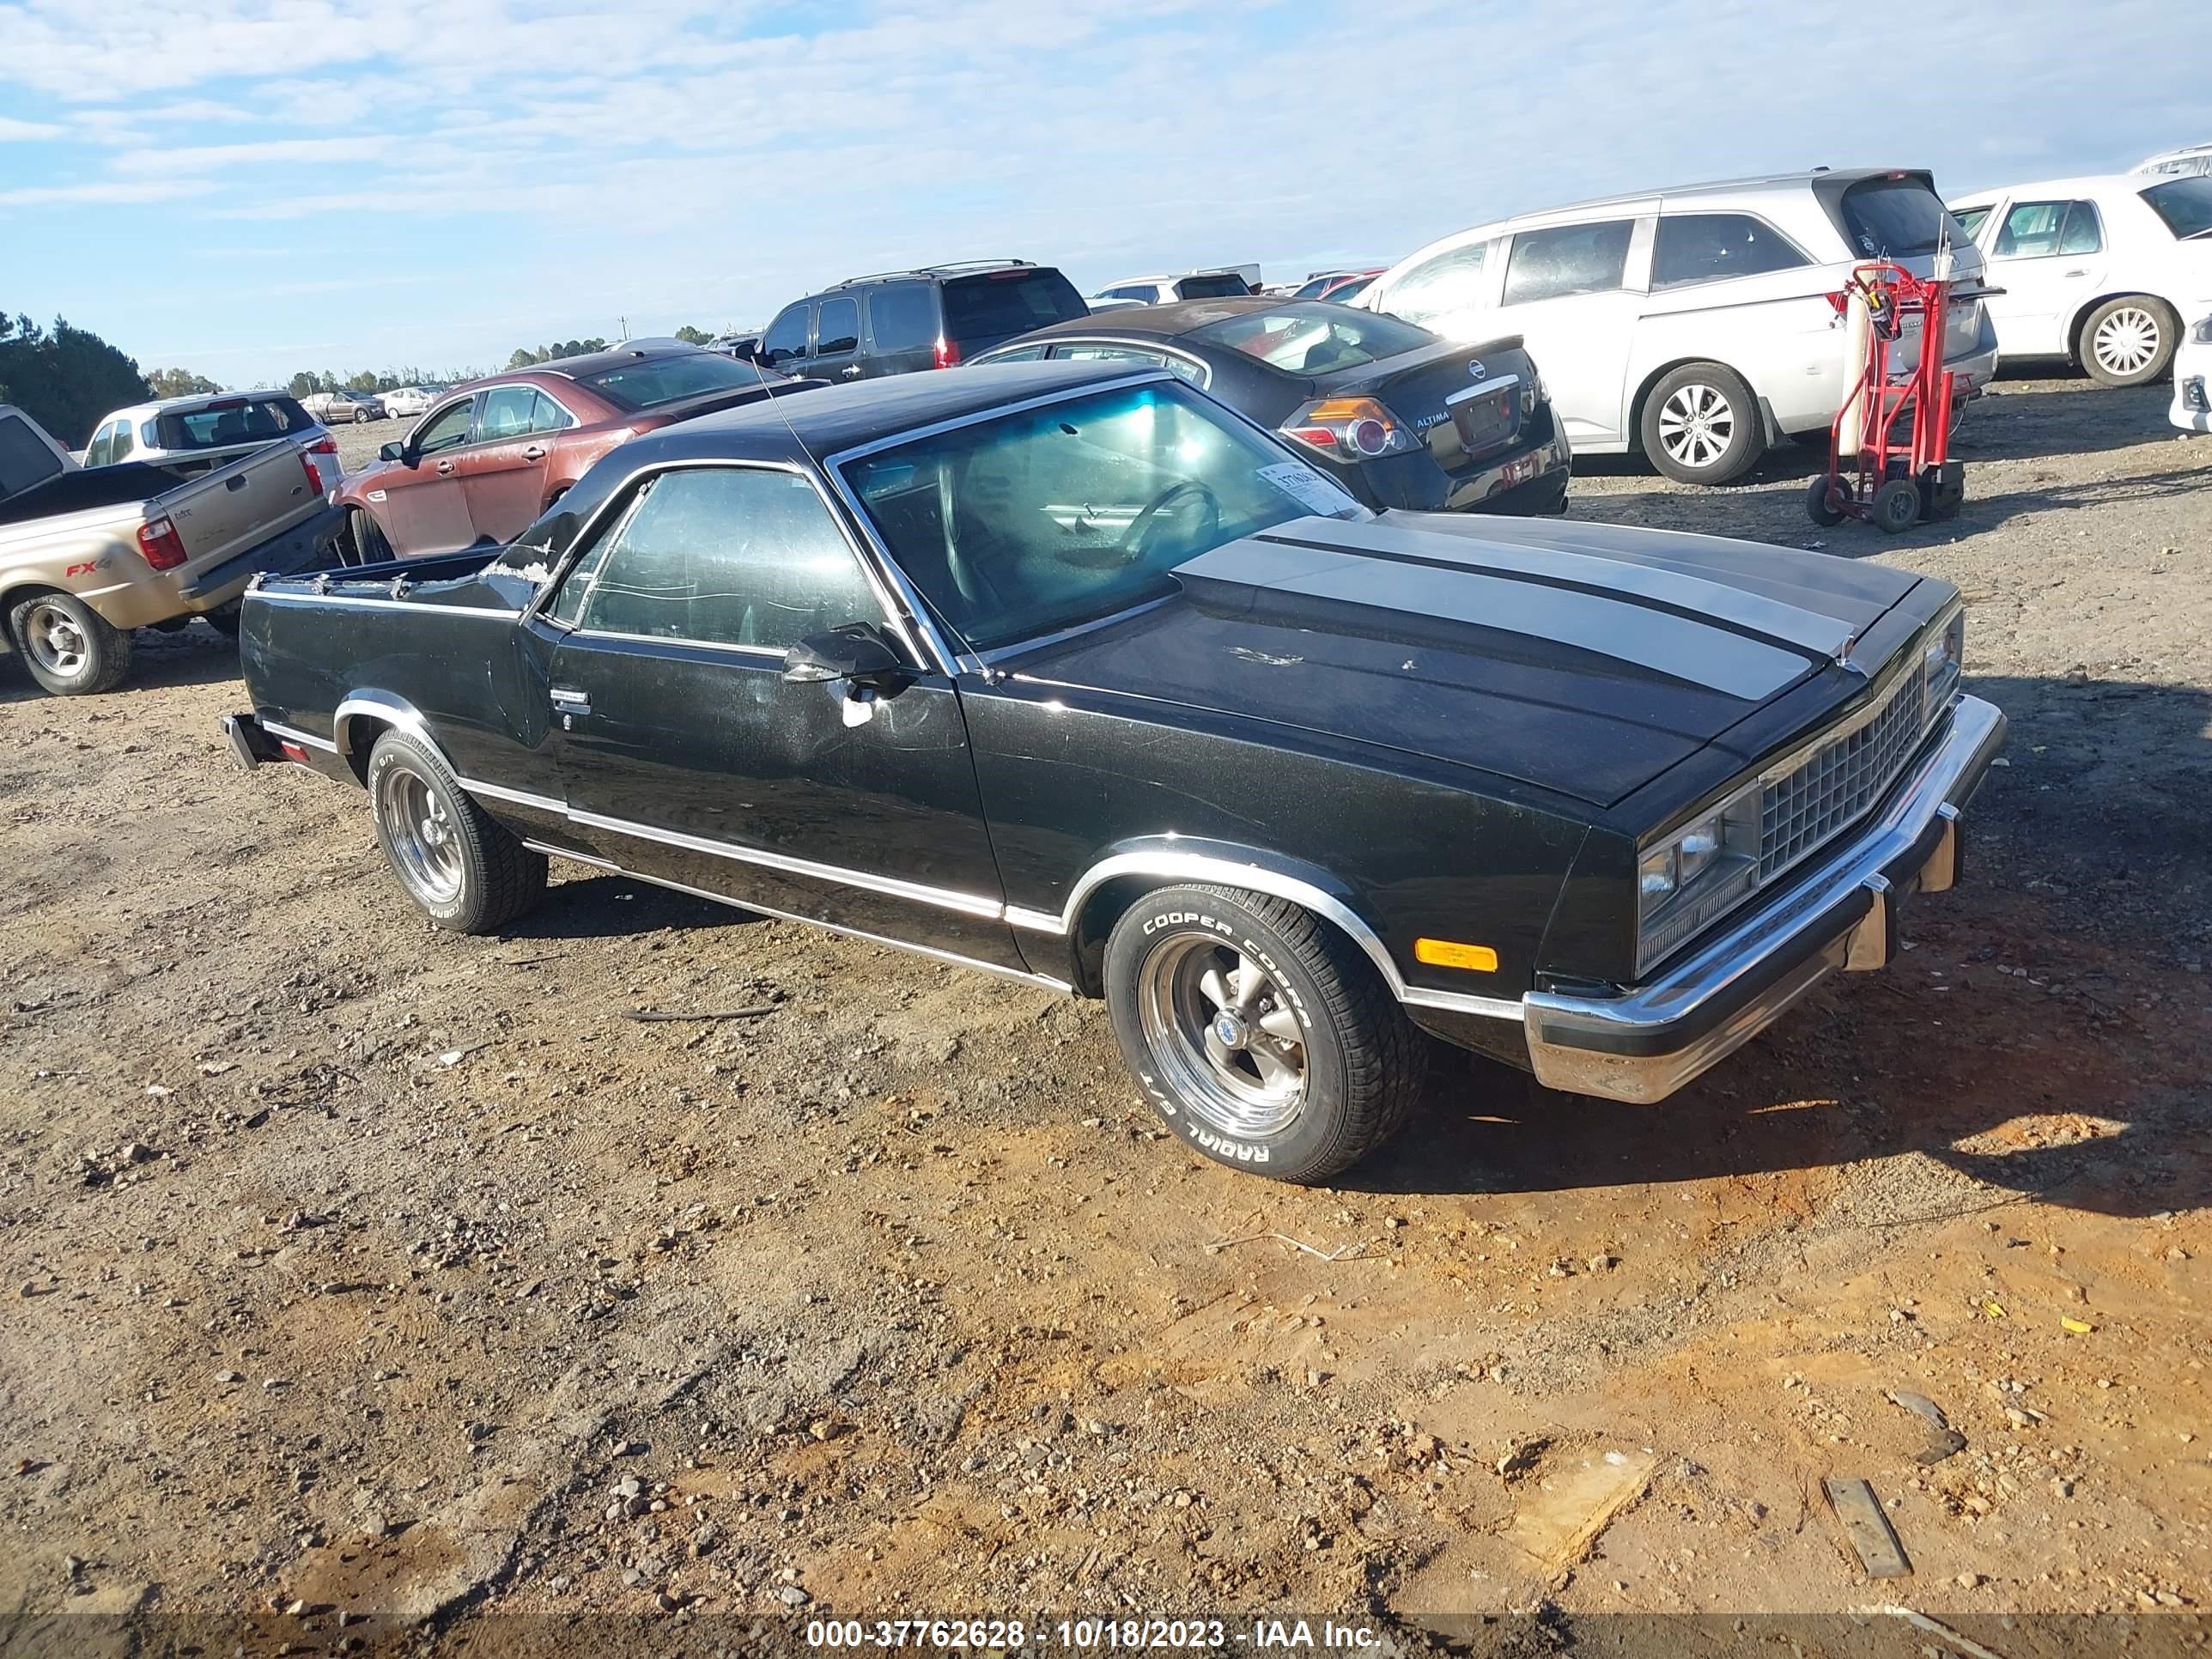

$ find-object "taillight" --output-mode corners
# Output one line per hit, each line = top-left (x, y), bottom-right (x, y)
(1280, 396), (1418, 459)
(137, 516), (189, 571)
(301, 437), (338, 495)
(933, 337), (962, 369)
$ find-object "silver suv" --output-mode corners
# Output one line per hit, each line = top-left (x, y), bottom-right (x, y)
(1359, 168), (2001, 484)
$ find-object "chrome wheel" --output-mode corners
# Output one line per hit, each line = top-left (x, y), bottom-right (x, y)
(22, 601), (89, 680)
(376, 764), (464, 905)
(1657, 381), (1736, 471)
(1136, 935), (1307, 1138)
(2092, 306), (2160, 379)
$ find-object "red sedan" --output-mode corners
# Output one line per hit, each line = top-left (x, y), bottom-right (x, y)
(334, 341), (805, 562)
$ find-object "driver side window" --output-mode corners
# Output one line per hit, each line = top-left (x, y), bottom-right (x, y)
(553, 466), (884, 651)
(415, 398), (477, 454)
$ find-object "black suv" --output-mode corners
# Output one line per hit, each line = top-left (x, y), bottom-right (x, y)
(757, 260), (1089, 381)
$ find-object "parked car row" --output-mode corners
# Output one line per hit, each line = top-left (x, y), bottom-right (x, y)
(300, 389), (389, 423)
(225, 358), (2003, 1184)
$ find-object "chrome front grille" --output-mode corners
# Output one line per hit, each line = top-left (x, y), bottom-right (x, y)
(1759, 666), (1929, 881)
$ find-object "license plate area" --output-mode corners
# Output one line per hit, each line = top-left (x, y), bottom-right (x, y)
(1446, 375), (1523, 456)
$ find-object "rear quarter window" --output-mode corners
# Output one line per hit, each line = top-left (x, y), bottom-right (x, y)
(867, 286), (939, 354)
(942, 270), (1088, 343)
(1651, 213), (1810, 289)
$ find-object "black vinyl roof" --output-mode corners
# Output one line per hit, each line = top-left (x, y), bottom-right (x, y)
(619, 359), (1161, 466)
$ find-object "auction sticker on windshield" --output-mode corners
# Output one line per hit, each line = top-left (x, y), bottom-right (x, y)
(1256, 461), (1359, 519)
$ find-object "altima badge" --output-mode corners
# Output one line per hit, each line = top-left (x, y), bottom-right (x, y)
(1468, 359), (1486, 379)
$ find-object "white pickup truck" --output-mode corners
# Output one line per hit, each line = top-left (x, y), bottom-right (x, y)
(0, 403), (344, 696)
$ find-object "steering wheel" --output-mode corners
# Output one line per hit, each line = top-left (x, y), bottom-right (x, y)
(1122, 480), (1222, 562)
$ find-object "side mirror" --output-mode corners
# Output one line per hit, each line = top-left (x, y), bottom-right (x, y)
(378, 441), (404, 463)
(782, 623), (905, 688)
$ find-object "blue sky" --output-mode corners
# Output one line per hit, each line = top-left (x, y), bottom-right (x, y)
(1, 0), (2204, 389)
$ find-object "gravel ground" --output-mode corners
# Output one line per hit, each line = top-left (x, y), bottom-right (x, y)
(0, 375), (2205, 1654)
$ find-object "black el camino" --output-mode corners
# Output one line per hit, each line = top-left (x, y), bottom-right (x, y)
(227, 360), (2004, 1184)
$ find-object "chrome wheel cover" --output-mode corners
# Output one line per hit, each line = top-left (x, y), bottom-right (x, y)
(1136, 935), (1308, 1138)
(23, 602), (89, 679)
(2093, 307), (2160, 377)
(376, 764), (464, 905)
(1657, 381), (1736, 470)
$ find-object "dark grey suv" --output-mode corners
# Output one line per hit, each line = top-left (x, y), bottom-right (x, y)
(757, 260), (1089, 381)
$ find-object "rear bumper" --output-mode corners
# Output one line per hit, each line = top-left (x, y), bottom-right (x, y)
(2171, 337), (2211, 431)
(1522, 694), (2006, 1103)
(1343, 425), (1573, 517)
(223, 712), (281, 769)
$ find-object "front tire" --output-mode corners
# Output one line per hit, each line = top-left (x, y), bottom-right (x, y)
(1103, 884), (1424, 1184)
(348, 506), (393, 565)
(1641, 362), (1764, 484)
(7, 591), (132, 696)
(365, 730), (546, 933)
(354, 406), (372, 423)
(2080, 296), (2178, 387)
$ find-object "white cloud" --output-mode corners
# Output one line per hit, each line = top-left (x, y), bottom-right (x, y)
(0, 178), (216, 205)
(0, 114), (63, 140)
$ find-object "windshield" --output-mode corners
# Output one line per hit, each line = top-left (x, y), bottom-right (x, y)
(1190, 304), (1437, 375)
(2142, 177), (2212, 239)
(579, 351), (775, 410)
(153, 397), (315, 451)
(840, 380), (1361, 653)
(1836, 175), (1970, 258)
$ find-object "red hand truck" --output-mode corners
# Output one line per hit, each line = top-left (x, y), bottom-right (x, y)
(1806, 260), (1966, 534)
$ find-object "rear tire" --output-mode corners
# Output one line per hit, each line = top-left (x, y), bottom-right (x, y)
(365, 729), (546, 933)
(1103, 884), (1425, 1184)
(1872, 477), (1922, 535)
(348, 507), (393, 565)
(2079, 295), (2178, 386)
(1640, 362), (1764, 485)
(7, 591), (132, 696)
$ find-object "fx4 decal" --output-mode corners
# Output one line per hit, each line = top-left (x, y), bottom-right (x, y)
(65, 555), (114, 580)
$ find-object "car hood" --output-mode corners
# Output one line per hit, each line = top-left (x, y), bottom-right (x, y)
(1006, 511), (1929, 809)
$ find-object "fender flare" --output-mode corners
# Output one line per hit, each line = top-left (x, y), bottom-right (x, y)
(1007, 836), (1520, 1021)
(333, 690), (446, 769)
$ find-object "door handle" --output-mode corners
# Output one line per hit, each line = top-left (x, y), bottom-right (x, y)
(434, 458), (456, 475)
(550, 686), (590, 729)
(2062, 268), (2088, 277)
(839, 365), (864, 380)
(522, 445), (545, 461)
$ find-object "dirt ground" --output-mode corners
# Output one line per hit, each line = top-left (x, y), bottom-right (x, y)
(1, 375), (2206, 1656)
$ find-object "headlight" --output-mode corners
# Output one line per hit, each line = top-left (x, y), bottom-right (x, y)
(1923, 607), (1965, 707)
(1637, 792), (1761, 974)
(2192, 315), (2212, 344)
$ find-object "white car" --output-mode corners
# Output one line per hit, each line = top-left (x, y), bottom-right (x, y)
(81, 391), (341, 482)
(2136, 145), (2212, 180)
(1946, 173), (2212, 386)
(1358, 167), (2000, 485)
(2172, 313), (2212, 431)
(380, 386), (447, 418)
(1092, 266), (1259, 306)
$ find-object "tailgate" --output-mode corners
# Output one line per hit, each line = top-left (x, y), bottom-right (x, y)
(156, 443), (322, 577)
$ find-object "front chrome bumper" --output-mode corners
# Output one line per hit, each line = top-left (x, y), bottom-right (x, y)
(1523, 694), (2006, 1103)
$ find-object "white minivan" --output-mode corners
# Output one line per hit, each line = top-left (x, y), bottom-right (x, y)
(1358, 168), (2001, 484)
